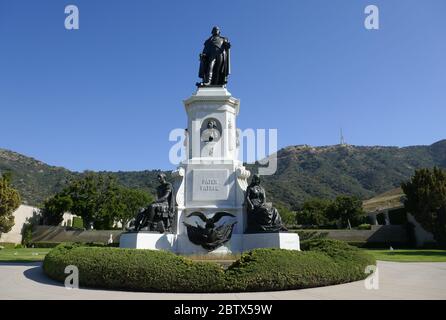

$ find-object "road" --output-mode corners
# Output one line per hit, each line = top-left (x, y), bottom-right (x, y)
(0, 261), (445, 299)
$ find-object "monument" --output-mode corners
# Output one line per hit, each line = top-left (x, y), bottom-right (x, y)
(120, 27), (300, 254)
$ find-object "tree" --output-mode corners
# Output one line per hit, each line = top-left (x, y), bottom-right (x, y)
(295, 198), (331, 226)
(42, 172), (154, 230)
(111, 187), (153, 230)
(41, 194), (73, 226)
(64, 172), (119, 229)
(0, 172), (21, 234)
(275, 203), (296, 227)
(326, 195), (364, 228)
(402, 167), (446, 247)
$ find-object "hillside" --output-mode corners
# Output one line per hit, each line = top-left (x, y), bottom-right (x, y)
(0, 149), (75, 206)
(1, 139), (445, 208)
(0, 149), (164, 206)
(362, 188), (404, 212)
(248, 139), (446, 209)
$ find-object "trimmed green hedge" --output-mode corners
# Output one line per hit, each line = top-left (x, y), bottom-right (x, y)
(43, 239), (375, 293)
(44, 243), (225, 292)
(357, 224), (372, 230)
(0, 242), (16, 249)
(30, 242), (62, 248)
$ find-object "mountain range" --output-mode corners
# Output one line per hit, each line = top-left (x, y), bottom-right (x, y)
(1, 139), (445, 210)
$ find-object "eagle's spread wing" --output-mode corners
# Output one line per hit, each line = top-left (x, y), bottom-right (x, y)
(186, 211), (208, 222)
(210, 211), (236, 224)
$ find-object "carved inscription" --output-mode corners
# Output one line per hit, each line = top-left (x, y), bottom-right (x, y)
(192, 169), (229, 201)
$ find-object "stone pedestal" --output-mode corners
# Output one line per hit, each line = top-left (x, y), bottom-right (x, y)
(120, 86), (300, 255)
(174, 87), (250, 249)
(243, 233), (300, 251)
(119, 232), (300, 255)
(120, 232), (176, 250)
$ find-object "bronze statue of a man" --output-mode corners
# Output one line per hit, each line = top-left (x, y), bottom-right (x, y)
(133, 173), (175, 232)
(197, 26), (231, 87)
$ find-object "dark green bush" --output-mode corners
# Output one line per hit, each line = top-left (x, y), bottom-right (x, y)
(44, 243), (225, 292)
(357, 223), (371, 230)
(43, 239), (375, 293)
(21, 223), (33, 247)
(298, 230), (329, 241)
(345, 241), (368, 248)
(30, 242), (63, 248)
(298, 230), (329, 251)
(0, 242), (16, 249)
(72, 217), (84, 229)
(32, 241), (114, 248)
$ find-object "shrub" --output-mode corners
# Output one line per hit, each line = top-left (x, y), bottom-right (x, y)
(31, 241), (114, 248)
(346, 241), (367, 248)
(43, 239), (375, 293)
(0, 242), (16, 249)
(41, 194), (73, 226)
(71, 217), (84, 229)
(21, 223), (33, 247)
(298, 230), (329, 241)
(357, 223), (371, 230)
(30, 242), (62, 248)
(224, 240), (375, 292)
(44, 243), (226, 292)
(296, 198), (331, 226)
(297, 230), (329, 250)
(275, 203), (296, 227)
(402, 167), (446, 247)
(14, 244), (24, 249)
(0, 172), (20, 234)
(326, 196), (365, 228)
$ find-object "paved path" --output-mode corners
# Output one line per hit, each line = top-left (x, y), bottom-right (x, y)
(0, 261), (445, 299)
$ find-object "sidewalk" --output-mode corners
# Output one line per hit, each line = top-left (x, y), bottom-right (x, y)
(1, 261), (445, 299)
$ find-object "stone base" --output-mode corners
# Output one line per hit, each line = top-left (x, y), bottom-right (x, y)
(119, 232), (299, 255)
(243, 232), (300, 251)
(119, 232), (176, 251)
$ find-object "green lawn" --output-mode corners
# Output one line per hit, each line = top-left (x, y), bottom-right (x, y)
(365, 249), (446, 262)
(0, 248), (50, 262)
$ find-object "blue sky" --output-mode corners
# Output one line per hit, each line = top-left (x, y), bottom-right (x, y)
(0, 0), (445, 172)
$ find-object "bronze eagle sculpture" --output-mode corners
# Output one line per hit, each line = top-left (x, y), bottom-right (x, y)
(184, 212), (237, 251)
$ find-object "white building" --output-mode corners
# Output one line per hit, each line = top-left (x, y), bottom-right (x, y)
(0, 205), (76, 244)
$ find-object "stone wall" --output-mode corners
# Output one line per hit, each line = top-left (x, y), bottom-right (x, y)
(31, 226), (123, 244)
(299, 225), (409, 246)
(31, 225), (410, 247)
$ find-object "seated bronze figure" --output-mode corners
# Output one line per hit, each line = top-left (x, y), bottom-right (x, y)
(133, 173), (175, 233)
(245, 174), (287, 233)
